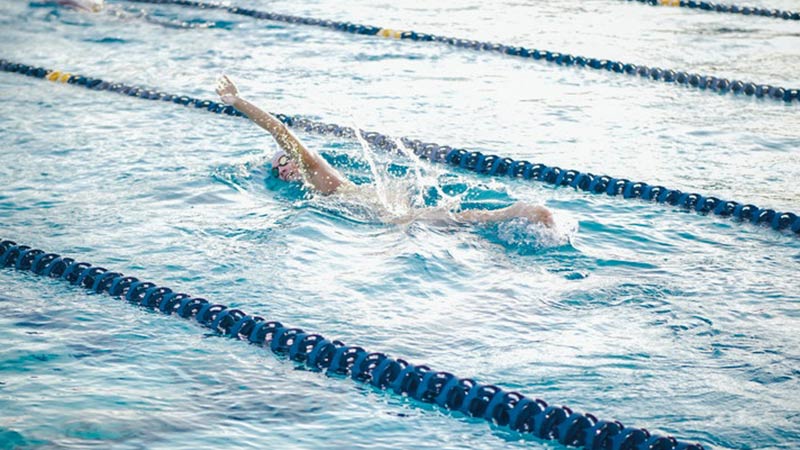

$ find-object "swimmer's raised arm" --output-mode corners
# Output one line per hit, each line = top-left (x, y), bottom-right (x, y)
(216, 76), (309, 165)
(216, 75), (350, 194)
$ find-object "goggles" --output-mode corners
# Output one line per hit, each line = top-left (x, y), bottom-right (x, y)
(271, 154), (291, 178)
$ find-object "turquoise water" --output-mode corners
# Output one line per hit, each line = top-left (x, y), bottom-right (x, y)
(1, 0), (799, 448)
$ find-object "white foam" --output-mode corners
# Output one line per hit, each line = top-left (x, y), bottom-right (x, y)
(494, 213), (578, 252)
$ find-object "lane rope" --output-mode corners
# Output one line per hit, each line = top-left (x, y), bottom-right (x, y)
(2, 58), (799, 238)
(120, 0), (800, 104)
(0, 239), (707, 450)
(627, 0), (800, 21)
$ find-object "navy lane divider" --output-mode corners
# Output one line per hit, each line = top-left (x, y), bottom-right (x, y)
(2, 59), (799, 238)
(627, 0), (800, 21)
(0, 238), (707, 450)
(121, 0), (800, 104)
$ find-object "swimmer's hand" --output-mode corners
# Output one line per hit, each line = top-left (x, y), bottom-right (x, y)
(216, 75), (239, 105)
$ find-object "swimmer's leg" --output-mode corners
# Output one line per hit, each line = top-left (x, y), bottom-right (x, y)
(455, 201), (554, 227)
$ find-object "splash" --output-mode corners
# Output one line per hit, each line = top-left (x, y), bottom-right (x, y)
(352, 123), (392, 212)
(212, 153), (270, 193)
(337, 123), (463, 224)
(488, 213), (578, 254)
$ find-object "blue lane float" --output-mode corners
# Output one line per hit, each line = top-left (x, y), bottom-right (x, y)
(0, 239), (707, 450)
(120, 0), (800, 104)
(627, 0), (800, 21)
(2, 59), (799, 238)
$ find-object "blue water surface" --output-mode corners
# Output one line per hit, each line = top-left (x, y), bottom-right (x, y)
(1, 0), (799, 448)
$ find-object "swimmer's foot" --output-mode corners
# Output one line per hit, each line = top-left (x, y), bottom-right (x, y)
(507, 202), (554, 228)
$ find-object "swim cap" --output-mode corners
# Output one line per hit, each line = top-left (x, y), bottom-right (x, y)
(270, 150), (302, 181)
(271, 149), (288, 169)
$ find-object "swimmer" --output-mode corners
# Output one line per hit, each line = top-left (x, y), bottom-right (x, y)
(49, 0), (208, 29)
(55, 0), (104, 12)
(215, 75), (554, 227)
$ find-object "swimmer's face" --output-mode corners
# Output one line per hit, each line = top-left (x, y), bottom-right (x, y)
(272, 154), (301, 182)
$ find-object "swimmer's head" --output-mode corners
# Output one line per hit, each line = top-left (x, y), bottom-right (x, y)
(271, 150), (301, 182)
(57, 0), (104, 12)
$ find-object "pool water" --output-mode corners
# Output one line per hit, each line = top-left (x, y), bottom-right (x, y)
(1, 0), (799, 448)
